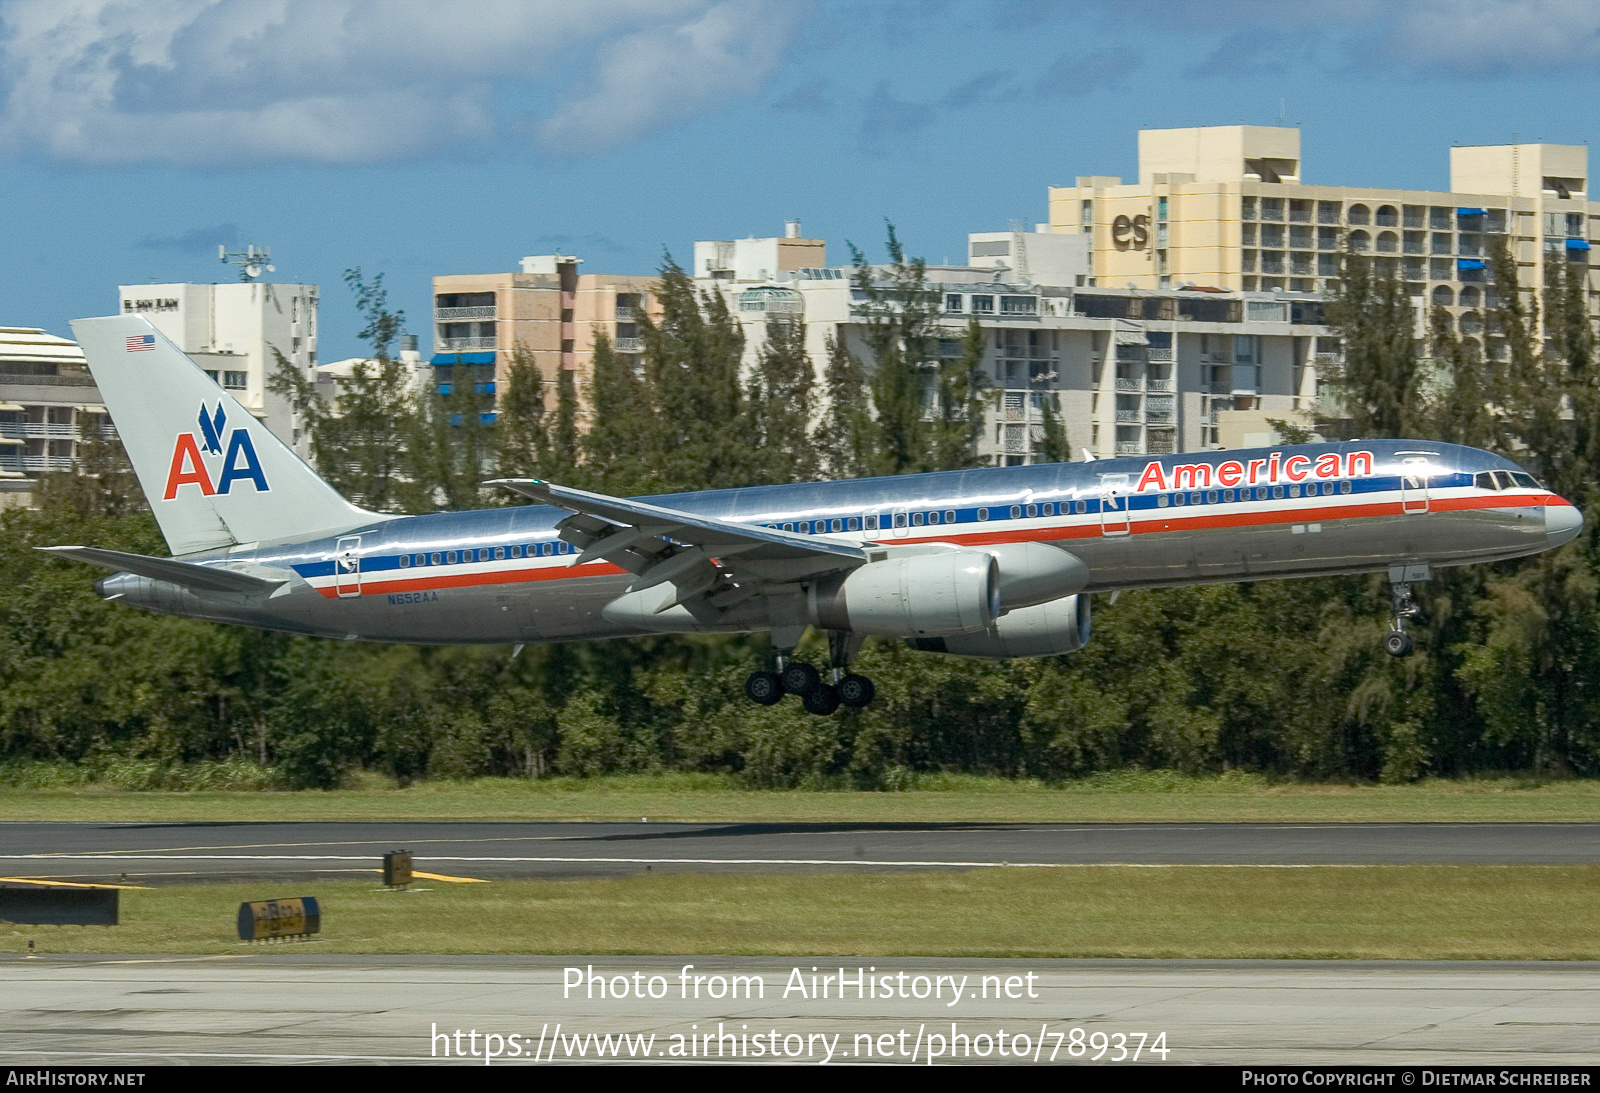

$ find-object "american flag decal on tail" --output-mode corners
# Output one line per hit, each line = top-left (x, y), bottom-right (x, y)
(125, 334), (155, 352)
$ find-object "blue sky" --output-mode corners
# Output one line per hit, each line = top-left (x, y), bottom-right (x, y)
(3, 0), (1597, 361)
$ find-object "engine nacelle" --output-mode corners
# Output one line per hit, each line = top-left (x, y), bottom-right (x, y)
(910, 592), (1092, 658)
(808, 550), (998, 637)
(982, 541), (1090, 610)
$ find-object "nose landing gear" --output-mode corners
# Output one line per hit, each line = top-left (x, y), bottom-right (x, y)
(1383, 564), (1430, 658)
(743, 631), (875, 713)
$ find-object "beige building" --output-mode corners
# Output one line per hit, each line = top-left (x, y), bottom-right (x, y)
(0, 327), (109, 505)
(1048, 126), (1597, 361)
(698, 226), (1326, 462)
(431, 255), (658, 419)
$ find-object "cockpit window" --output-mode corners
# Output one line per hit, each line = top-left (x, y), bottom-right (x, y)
(1493, 470), (1516, 490)
(1475, 472), (1498, 491)
(1511, 472), (1539, 490)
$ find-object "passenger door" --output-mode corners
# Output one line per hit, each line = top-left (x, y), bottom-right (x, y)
(1400, 456), (1432, 515)
(334, 535), (362, 598)
(1099, 474), (1130, 537)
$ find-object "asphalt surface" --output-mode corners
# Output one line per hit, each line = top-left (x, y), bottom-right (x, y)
(0, 821), (1595, 885)
(1, 954), (1597, 1065)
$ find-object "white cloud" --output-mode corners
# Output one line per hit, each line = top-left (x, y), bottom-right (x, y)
(539, 0), (800, 155)
(0, 0), (800, 165)
(1376, 0), (1600, 76)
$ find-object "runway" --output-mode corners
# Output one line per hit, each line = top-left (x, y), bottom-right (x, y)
(0, 820), (1595, 885)
(1, 953), (1596, 1066)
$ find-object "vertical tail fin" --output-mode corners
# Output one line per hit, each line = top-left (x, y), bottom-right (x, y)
(71, 315), (383, 555)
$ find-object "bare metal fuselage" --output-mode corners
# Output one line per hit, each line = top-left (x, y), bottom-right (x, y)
(97, 439), (1572, 647)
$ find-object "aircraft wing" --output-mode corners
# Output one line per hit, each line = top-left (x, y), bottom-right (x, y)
(487, 478), (867, 607)
(38, 545), (288, 595)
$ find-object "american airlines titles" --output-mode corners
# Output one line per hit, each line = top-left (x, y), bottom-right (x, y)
(1134, 450), (1376, 493)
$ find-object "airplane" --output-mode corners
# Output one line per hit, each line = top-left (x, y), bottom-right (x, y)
(45, 315), (1584, 716)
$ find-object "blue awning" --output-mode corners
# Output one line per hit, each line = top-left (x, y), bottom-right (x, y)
(1457, 207), (1487, 217)
(431, 352), (496, 365)
(1566, 238), (1591, 250)
(1457, 259), (1486, 271)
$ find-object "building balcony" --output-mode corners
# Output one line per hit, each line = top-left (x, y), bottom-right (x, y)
(437, 337), (497, 352)
(0, 373), (96, 389)
(0, 454), (74, 472)
(434, 306), (496, 321)
(0, 422), (77, 439)
(614, 306), (636, 321)
(1115, 409), (1142, 423)
(615, 337), (644, 352)
(1114, 378), (1143, 393)
(1146, 378), (1175, 392)
(1115, 440), (1144, 455)
(1146, 347), (1173, 363)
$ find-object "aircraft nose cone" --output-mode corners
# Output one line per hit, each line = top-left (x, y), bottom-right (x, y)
(1545, 503), (1584, 548)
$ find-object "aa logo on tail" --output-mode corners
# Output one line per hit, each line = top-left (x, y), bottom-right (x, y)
(163, 402), (269, 499)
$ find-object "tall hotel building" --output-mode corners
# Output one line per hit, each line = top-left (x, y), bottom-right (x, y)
(1048, 126), (1597, 363)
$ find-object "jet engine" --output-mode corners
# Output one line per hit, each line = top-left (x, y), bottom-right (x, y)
(910, 592), (1092, 658)
(807, 550), (998, 637)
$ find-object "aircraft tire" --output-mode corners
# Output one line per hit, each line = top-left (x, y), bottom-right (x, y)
(745, 671), (785, 705)
(802, 684), (841, 716)
(837, 674), (875, 708)
(1382, 630), (1414, 658)
(781, 662), (822, 696)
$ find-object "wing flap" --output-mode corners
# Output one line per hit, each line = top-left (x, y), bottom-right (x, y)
(38, 546), (288, 595)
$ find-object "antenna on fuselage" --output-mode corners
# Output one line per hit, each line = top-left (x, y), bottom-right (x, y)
(1080, 448), (1097, 462)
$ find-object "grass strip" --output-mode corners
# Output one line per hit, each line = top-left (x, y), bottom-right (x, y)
(7, 866), (1598, 960)
(1, 772), (1599, 824)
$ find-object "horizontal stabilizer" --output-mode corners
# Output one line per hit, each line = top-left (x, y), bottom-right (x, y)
(37, 546), (287, 595)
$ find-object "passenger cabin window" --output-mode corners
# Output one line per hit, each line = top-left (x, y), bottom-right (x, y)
(400, 556), (410, 567)
(977, 508), (989, 521)
(945, 510), (957, 522)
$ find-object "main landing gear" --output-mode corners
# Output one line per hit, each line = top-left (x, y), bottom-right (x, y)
(1383, 564), (1430, 658)
(744, 631), (875, 715)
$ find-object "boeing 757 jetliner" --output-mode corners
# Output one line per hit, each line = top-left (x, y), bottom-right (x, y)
(47, 316), (1584, 715)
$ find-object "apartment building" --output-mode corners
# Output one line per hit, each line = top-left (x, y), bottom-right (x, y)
(698, 225), (1327, 463)
(118, 281), (318, 448)
(432, 255), (658, 419)
(0, 327), (109, 505)
(1047, 126), (1597, 362)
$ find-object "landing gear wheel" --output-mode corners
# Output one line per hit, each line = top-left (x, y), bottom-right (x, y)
(1382, 630), (1414, 658)
(780, 661), (821, 696)
(745, 670), (785, 705)
(837, 674), (875, 708)
(802, 684), (841, 715)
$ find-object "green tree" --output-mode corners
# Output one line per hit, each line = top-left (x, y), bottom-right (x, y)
(1322, 250), (1425, 438)
(581, 329), (653, 495)
(848, 223), (943, 475)
(812, 332), (877, 478)
(637, 256), (755, 491)
(494, 341), (548, 480)
(928, 318), (989, 470)
(267, 268), (418, 511)
(748, 314), (818, 483)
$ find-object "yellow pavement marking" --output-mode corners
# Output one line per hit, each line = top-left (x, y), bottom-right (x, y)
(0, 876), (149, 890)
(408, 870), (487, 884)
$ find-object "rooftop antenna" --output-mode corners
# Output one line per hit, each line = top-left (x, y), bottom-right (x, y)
(220, 244), (275, 282)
